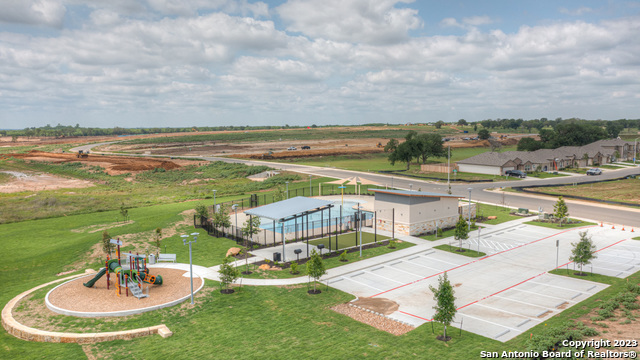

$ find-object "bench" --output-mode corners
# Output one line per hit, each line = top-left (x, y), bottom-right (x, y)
(157, 254), (177, 263)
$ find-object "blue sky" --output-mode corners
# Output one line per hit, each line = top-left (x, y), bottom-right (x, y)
(1, 0), (639, 128)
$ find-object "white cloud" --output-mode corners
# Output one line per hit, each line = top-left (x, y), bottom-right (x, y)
(276, 0), (422, 44)
(559, 7), (594, 16)
(0, 0), (66, 28)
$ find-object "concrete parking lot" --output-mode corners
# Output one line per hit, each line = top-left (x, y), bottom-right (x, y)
(327, 223), (637, 341)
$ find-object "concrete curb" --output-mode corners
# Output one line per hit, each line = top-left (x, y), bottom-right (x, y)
(1, 271), (173, 343)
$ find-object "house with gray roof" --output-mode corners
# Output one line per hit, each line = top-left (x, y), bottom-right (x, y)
(456, 139), (636, 175)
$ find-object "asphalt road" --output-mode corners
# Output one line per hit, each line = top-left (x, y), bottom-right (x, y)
(72, 142), (640, 228)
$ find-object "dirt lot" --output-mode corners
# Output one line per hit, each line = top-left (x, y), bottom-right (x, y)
(0, 170), (95, 193)
(105, 137), (519, 160)
(0, 151), (201, 175)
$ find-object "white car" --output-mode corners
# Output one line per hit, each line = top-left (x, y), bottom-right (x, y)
(287, 146), (297, 151)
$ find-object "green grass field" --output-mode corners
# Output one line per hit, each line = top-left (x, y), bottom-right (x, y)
(532, 178), (640, 205)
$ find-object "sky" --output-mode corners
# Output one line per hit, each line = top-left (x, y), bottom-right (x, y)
(1, 0), (639, 128)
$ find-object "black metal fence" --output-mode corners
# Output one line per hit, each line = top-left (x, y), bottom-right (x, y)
(195, 212), (374, 249)
(208, 185), (385, 214)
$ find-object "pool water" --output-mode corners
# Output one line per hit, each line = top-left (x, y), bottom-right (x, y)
(259, 200), (371, 233)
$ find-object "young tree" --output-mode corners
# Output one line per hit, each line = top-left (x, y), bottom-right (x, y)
(553, 196), (569, 226)
(429, 272), (457, 341)
(155, 227), (162, 254)
(120, 203), (129, 222)
(218, 256), (240, 293)
(383, 138), (399, 153)
(212, 204), (231, 236)
(241, 215), (261, 274)
(195, 203), (209, 219)
(454, 215), (469, 251)
(570, 231), (597, 275)
(434, 120), (445, 129)
(306, 249), (326, 294)
(102, 230), (113, 255)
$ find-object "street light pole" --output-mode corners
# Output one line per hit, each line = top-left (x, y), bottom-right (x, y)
(309, 175), (312, 196)
(232, 204), (238, 241)
(468, 188), (472, 231)
(286, 181), (289, 199)
(181, 232), (199, 305)
(358, 203), (363, 257)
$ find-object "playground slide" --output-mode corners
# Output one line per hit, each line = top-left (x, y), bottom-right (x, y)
(83, 267), (107, 288)
(84, 259), (163, 288)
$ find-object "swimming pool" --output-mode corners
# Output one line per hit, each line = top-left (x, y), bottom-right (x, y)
(259, 200), (372, 233)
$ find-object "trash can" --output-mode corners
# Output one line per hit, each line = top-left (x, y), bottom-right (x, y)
(148, 254), (156, 265)
(273, 252), (281, 262)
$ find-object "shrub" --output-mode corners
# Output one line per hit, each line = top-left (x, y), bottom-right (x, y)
(290, 261), (299, 274)
(339, 250), (348, 262)
(388, 239), (397, 249)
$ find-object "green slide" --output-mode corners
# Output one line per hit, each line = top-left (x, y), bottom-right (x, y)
(83, 267), (107, 288)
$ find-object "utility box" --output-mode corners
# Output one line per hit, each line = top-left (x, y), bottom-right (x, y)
(273, 252), (281, 262)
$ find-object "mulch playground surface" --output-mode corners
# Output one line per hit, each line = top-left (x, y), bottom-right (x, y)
(48, 268), (202, 313)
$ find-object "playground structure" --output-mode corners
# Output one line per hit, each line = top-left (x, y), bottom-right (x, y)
(83, 239), (163, 299)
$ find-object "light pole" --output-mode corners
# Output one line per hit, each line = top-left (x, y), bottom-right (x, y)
(309, 175), (312, 196)
(357, 204), (363, 257)
(212, 190), (217, 213)
(286, 181), (289, 199)
(181, 232), (199, 305)
(232, 204), (238, 241)
(467, 187), (472, 231)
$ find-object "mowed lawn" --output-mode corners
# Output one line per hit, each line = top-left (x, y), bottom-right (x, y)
(532, 178), (640, 205)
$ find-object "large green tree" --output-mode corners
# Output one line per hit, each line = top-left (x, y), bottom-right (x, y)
(570, 231), (597, 275)
(415, 133), (447, 164)
(517, 137), (543, 151)
(388, 140), (418, 170)
(383, 138), (399, 153)
(477, 129), (490, 140)
(429, 272), (457, 341)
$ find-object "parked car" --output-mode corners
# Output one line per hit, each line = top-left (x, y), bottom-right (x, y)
(287, 146), (297, 151)
(301, 145), (311, 150)
(505, 170), (527, 178)
(586, 168), (602, 175)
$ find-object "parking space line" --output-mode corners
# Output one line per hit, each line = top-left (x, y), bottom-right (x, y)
(527, 280), (585, 293)
(512, 288), (576, 302)
(363, 270), (405, 285)
(398, 310), (432, 322)
(340, 276), (385, 292)
(597, 253), (637, 260)
(386, 264), (426, 279)
(473, 302), (543, 322)
(402, 259), (446, 272)
(371, 226), (599, 298)
(493, 295), (555, 311)
(456, 311), (522, 333)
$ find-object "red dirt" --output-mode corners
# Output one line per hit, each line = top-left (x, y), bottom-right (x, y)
(1, 151), (184, 175)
